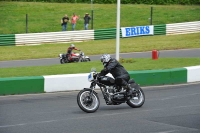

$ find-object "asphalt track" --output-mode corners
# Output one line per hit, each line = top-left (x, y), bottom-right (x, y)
(0, 82), (200, 133)
(0, 49), (200, 68)
(0, 49), (200, 133)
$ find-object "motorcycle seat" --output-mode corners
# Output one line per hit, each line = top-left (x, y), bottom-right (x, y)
(128, 79), (135, 84)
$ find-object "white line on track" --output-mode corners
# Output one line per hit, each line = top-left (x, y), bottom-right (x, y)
(147, 92), (200, 101)
(0, 104), (200, 128)
(150, 130), (178, 133)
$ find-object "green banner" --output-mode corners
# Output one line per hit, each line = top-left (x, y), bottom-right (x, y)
(94, 28), (122, 40)
(154, 24), (166, 35)
(0, 34), (15, 46)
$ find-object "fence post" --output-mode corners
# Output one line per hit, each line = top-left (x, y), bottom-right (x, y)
(26, 14), (28, 33)
(91, 0), (94, 29)
(91, 10), (94, 29)
(150, 7), (153, 25)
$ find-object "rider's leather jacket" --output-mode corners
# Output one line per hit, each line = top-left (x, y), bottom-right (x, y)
(99, 58), (129, 78)
(67, 47), (79, 54)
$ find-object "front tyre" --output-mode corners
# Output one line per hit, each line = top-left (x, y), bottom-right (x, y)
(126, 88), (145, 108)
(77, 89), (100, 113)
(60, 59), (65, 64)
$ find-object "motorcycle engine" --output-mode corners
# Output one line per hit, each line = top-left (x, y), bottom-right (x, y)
(113, 94), (125, 100)
(104, 86), (115, 94)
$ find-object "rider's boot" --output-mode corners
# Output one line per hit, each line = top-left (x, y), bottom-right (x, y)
(68, 55), (71, 61)
(124, 84), (135, 96)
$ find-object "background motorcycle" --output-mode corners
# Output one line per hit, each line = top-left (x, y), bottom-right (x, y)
(77, 68), (145, 113)
(59, 51), (90, 64)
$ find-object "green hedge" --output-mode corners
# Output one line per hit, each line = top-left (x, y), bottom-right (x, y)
(0, 0), (199, 4)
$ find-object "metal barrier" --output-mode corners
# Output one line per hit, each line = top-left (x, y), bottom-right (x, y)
(0, 21), (200, 46)
(166, 21), (200, 35)
(15, 30), (94, 45)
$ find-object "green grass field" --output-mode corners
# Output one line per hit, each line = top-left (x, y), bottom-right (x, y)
(0, 33), (200, 61)
(1, 58), (200, 78)
(0, 2), (199, 78)
(0, 2), (200, 34)
(0, 32), (199, 78)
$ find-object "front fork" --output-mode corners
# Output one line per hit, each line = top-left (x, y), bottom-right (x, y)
(89, 82), (113, 103)
(85, 82), (97, 100)
(98, 86), (112, 103)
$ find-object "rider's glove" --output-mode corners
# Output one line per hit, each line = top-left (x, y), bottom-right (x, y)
(102, 67), (108, 72)
(96, 73), (101, 79)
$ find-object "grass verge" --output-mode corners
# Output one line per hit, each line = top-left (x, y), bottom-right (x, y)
(0, 33), (200, 61)
(1, 58), (200, 78)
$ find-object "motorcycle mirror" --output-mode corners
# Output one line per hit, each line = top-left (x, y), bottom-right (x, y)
(91, 67), (96, 72)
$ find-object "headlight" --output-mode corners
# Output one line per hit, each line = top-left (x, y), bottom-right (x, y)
(88, 72), (95, 82)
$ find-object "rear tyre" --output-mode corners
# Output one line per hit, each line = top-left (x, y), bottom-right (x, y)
(126, 88), (145, 108)
(80, 58), (84, 62)
(77, 89), (100, 113)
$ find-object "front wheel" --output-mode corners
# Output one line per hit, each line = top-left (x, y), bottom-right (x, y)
(60, 59), (65, 64)
(77, 89), (100, 113)
(126, 88), (145, 108)
(86, 58), (91, 61)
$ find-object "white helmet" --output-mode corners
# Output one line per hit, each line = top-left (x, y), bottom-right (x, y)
(100, 54), (111, 66)
(70, 44), (75, 48)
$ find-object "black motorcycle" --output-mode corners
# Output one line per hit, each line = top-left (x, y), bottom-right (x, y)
(77, 68), (145, 113)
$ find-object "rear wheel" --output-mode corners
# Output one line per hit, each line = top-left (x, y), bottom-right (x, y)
(79, 58), (84, 62)
(77, 89), (100, 113)
(126, 88), (145, 108)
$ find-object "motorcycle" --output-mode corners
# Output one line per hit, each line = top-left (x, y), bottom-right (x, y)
(77, 68), (145, 113)
(59, 51), (91, 64)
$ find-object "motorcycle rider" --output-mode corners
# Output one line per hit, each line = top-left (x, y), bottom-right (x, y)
(66, 44), (80, 61)
(98, 54), (135, 99)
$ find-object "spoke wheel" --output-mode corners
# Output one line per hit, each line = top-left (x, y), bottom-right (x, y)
(60, 59), (65, 64)
(126, 88), (145, 108)
(77, 89), (100, 113)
